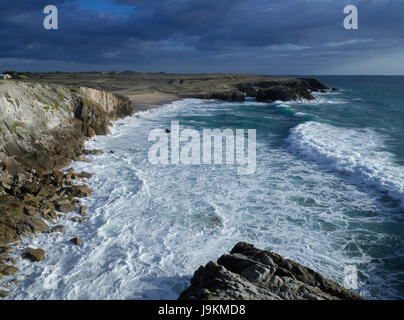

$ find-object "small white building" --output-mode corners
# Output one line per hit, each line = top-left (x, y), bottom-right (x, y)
(1, 74), (12, 80)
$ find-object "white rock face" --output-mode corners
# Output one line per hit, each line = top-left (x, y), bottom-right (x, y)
(0, 80), (75, 155)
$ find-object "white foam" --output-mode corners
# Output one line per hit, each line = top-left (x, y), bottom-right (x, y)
(287, 121), (404, 208)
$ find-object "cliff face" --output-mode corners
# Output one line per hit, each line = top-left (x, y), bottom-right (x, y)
(179, 242), (363, 300)
(0, 80), (133, 246)
(0, 80), (133, 173)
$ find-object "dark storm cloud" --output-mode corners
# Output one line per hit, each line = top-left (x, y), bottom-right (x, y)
(0, 0), (403, 74)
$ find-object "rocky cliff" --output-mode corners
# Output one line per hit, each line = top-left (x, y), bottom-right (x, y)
(0, 80), (133, 247)
(179, 242), (363, 300)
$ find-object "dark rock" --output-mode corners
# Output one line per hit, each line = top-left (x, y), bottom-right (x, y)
(245, 87), (258, 98)
(179, 242), (363, 300)
(22, 248), (46, 262)
(256, 86), (314, 103)
(299, 78), (329, 91)
(70, 237), (82, 246)
(230, 91), (245, 102)
(331, 88), (339, 91)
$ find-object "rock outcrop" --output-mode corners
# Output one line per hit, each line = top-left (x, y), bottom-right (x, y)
(179, 242), (363, 300)
(181, 78), (328, 103)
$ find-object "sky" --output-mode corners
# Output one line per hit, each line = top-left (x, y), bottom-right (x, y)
(0, 0), (403, 75)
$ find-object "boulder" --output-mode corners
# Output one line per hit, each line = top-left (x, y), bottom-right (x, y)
(0, 290), (8, 298)
(22, 248), (46, 262)
(52, 225), (66, 233)
(70, 237), (82, 246)
(2, 265), (19, 276)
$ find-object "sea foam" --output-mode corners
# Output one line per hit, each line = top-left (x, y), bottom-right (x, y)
(287, 121), (404, 208)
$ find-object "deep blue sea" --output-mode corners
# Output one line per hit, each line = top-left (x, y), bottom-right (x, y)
(3, 76), (403, 300)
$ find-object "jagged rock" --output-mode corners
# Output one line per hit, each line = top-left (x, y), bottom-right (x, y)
(79, 217), (89, 223)
(22, 248), (46, 262)
(179, 242), (363, 300)
(70, 237), (82, 246)
(1, 265), (19, 276)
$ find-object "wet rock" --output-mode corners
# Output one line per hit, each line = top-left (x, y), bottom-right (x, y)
(70, 237), (82, 246)
(71, 216), (80, 223)
(83, 149), (104, 155)
(52, 225), (66, 233)
(179, 242), (363, 300)
(2, 265), (19, 276)
(0, 290), (8, 298)
(66, 185), (92, 198)
(78, 172), (93, 179)
(79, 205), (88, 216)
(22, 248), (46, 262)
(79, 217), (89, 223)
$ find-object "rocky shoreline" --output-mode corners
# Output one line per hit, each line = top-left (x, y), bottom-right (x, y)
(181, 77), (329, 103)
(0, 80), (134, 297)
(179, 242), (363, 300)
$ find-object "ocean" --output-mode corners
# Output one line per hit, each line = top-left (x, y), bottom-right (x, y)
(4, 76), (404, 300)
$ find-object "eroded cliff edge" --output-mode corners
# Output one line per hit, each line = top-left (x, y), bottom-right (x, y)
(179, 242), (363, 300)
(0, 80), (133, 247)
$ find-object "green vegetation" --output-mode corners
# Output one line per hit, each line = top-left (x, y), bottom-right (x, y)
(0, 127), (3, 133)
(58, 93), (65, 102)
(12, 122), (21, 133)
(43, 105), (51, 111)
(71, 87), (80, 94)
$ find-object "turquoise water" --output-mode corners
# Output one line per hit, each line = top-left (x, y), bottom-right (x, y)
(3, 76), (403, 300)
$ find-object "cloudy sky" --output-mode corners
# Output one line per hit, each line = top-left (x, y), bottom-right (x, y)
(0, 0), (403, 74)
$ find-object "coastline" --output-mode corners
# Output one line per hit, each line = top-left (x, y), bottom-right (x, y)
(1, 74), (353, 300)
